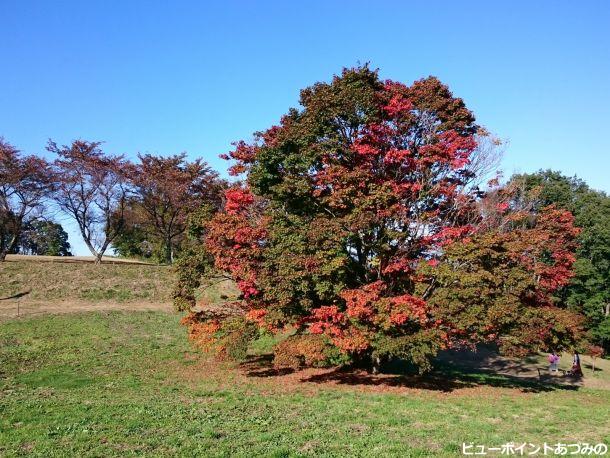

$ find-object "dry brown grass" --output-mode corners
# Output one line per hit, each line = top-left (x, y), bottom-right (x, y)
(0, 256), (240, 320)
(0, 257), (173, 320)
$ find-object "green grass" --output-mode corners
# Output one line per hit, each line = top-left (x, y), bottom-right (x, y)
(1, 311), (609, 457)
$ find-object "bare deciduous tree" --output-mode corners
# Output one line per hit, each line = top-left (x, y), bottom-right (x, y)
(48, 139), (132, 264)
(130, 153), (224, 264)
(0, 138), (54, 261)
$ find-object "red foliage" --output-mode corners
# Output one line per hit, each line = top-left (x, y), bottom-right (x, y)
(0, 139), (54, 260)
(273, 334), (332, 369)
(130, 153), (224, 264)
(224, 186), (255, 215)
(47, 139), (131, 262)
(181, 313), (222, 352)
(206, 186), (267, 300)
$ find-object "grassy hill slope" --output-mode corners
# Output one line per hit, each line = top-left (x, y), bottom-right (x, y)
(1, 256), (172, 303)
(0, 256), (239, 320)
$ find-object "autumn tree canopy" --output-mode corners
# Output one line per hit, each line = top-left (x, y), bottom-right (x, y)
(0, 138), (54, 261)
(509, 170), (610, 350)
(181, 66), (584, 371)
(48, 140), (132, 264)
(125, 153), (225, 264)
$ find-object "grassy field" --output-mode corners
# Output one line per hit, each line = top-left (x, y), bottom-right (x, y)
(1, 310), (609, 457)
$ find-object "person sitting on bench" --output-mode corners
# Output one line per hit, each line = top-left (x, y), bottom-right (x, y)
(569, 351), (583, 377)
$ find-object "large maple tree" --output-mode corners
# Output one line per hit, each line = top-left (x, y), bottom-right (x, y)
(183, 67), (584, 371)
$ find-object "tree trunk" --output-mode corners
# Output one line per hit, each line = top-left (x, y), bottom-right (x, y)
(371, 355), (381, 374)
(7, 232), (19, 255)
(165, 236), (173, 265)
(0, 232), (19, 261)
(84, 242), (103, 265)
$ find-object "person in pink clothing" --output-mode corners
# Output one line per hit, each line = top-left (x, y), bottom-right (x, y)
(548, 351), (560, 373)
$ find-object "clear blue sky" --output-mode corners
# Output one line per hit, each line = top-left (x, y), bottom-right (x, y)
(1, 1), (609, 255)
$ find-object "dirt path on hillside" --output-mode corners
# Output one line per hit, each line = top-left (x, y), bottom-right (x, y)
(0, 299), (174, 321)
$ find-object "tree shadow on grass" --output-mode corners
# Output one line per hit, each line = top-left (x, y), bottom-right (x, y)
(0, 290), (31, 301)
(241, 354), (296, 377)
(301, 367), (469, 392)
(240, 353), (581, 393)
(583, 362), (604, 372)
(302, 366), (579, 393)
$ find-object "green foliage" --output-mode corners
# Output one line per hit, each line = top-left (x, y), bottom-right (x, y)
(13, 220), (72, 256)
(216, 316), (259, 361)
(172, 248), (211, 311)
(257, 213), (349, 318)
(111, 217), (159, 260)
(421, 226), (585, 357)
(172, 205), (216, 311)
(372, 330), (447, 374)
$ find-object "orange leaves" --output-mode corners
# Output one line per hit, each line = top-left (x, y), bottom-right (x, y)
(332, 327), (371, 353)
(389, 295), (428, 326)
(309, 306), (345, 336)
(306, 281), (434, 355)
(273, 334), (330, 369)
(307, 305), (371, 352)
(181, 314), (222, 352)
(245, 308), (267, 323)
(245, 308), (279, 332)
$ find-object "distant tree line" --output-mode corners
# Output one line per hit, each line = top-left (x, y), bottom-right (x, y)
(10, 221), (72, 256)
(0, 138), (226, 264)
